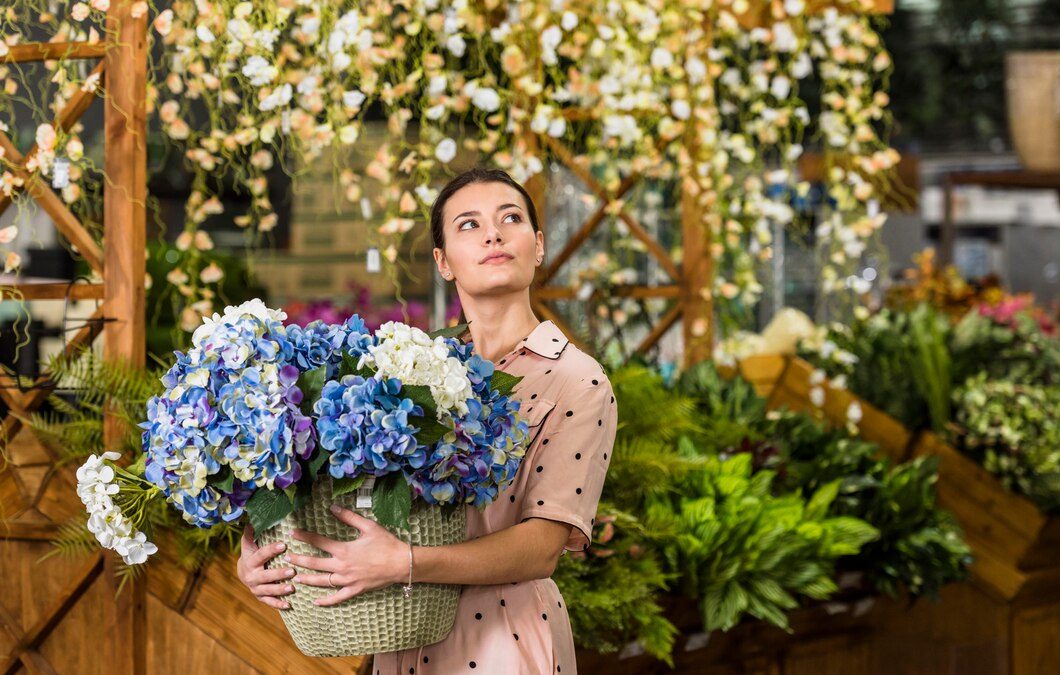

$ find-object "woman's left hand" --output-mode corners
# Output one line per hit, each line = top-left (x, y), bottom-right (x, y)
(283, 504), (408, 606)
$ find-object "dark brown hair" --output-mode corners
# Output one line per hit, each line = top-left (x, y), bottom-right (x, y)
(429, 167), (540, 250)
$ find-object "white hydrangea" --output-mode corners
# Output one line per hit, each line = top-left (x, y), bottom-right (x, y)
(192, 298), (287, 348)
(76, 452), (159, 566)
(358, 322), (474, 418)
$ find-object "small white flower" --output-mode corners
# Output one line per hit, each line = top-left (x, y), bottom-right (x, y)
(650, 47), (673, 70)
(446, 34), (466, 57)
(846, 401), (862, 423)
(810, 386), (825, 407)
(435, 138), (457, 163)
(471, 87), (501, 112)
(671, 99), (691, 120)
(560, 11), (578, 31)
(343, 90), (366, 109)
(196, 24), (216, 44)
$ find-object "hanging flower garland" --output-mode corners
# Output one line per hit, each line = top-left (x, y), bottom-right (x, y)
(1, 0), (898, 346)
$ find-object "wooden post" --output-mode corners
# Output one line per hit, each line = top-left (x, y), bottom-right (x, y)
(103, 1), (148, 672)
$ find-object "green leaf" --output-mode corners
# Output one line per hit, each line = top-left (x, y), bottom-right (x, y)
(372, 472), (412, 530)
(291, 480), (312, 512)
(414, 415), (450, 447)
(308, 448), (329, 477)
(339, 351), (375, 379)
(429, 322), (469, 340)
(207, 466), (234, 493)
(333, 474), (367, 498)
(297, 365), (328, 416)
(491, 370), (524, 398)
(402, 383), (438, 419)
(245, 488), (296, 534)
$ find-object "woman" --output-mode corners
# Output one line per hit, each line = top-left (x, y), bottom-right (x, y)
(236, 167), (618, 674)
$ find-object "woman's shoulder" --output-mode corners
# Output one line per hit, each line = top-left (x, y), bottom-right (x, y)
(552, 342), (613, 393)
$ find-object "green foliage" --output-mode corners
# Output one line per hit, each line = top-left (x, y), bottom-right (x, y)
(553, 508), (679, 665)
(950, 374), (1060, 512)
(950, 309), (1060, 387)
(610, 363), (700, 442)
(769, 411), (972, 599)
(647, 452), (878, 633)
(908, 304), (953, 433)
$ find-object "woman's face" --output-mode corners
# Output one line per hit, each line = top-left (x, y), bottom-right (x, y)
(434, 181), (544, 296)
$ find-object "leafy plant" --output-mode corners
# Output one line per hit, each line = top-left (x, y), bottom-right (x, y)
(647, 452), (878, 633)
(949, 373), (1060, 512)
(553, 507), (679, 665)
(769, 411), (971, 599)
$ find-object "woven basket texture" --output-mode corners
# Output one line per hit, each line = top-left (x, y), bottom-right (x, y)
(255, 475), (466, 656)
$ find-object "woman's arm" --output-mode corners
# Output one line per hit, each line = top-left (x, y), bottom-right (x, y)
(283, 505), (572, 606)
(411, 516), (571, 585)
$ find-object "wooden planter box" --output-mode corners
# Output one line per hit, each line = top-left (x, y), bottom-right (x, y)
(909, 430), (1060, 602)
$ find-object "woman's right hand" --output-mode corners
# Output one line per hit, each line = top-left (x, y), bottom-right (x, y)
(237, 522), (296, 610)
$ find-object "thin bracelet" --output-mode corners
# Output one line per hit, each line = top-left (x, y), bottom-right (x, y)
(402, 539), (414, 598)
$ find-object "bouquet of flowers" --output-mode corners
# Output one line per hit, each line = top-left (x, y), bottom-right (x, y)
(76, 299), (531, 655)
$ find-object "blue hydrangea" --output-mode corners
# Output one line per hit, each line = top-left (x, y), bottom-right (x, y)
(140, 303), (361, 528)
(313, 330), (530, 507)
(314, 374), (427, 479)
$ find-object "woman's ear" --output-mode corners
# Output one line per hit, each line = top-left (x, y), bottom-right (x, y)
(535, 230), (545, 264)
(433, 247), (452, 280)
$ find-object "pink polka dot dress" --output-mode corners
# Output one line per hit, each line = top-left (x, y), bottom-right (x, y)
(371, 320), (618, 674)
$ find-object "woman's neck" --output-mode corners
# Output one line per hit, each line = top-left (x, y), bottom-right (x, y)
(461, 298), (540, 364)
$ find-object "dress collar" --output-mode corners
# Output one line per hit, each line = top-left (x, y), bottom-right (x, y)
(458, 319), (570, 361)
(520, 320), (570, 360)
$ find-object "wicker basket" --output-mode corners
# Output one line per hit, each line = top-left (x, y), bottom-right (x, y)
(254, 474), (466, 657)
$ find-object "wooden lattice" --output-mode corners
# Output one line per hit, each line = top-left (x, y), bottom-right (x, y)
(0, 4), (148, 673)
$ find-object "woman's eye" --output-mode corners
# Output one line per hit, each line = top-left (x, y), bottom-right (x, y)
(503, 212), (521, 223)
(458, 220), (477, 230)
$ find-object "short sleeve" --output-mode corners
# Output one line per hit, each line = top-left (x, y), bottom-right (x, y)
(517, 373), (617, 552)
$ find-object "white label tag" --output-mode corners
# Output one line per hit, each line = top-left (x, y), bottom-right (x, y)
(355, 476), (375, 509)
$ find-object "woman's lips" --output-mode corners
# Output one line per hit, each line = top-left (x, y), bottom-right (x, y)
(481, 253), (514, 264)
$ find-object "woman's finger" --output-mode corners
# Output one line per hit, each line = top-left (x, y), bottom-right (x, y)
(252, 581), (296, 598)
(245, 565), (296, 587)
(329, 505), (380, 533)
(253, 541), (288, 567)
(291, 527), (343, 556)
(291, 571), (344, 588)
(258, 595), (291, 610)
(283, 550), (342, 573)
(312, 583), (362, 607)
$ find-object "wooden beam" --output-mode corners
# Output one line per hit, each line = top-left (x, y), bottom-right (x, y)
(102, 2), (148, 674)
(0, 519), (60, 541)
(1, 42), (107, 64)
(636, 301), (682, 355)
(0, 280), (104, 301)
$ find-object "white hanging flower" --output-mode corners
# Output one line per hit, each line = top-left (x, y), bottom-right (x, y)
(446, 34), (466, 57)
(670, 99), (691, 121)
(650, 47), (673, 70)
(435, 138), (457, 163)
(343, 89), (366, 109)
(196, 24), (216, 44)
(471, 87), (501, 112)
(560, 11), (578, 31)
(686, 57), (707, 84)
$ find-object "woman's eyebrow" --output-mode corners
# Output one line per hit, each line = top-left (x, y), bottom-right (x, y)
(452, 203), (523, 223)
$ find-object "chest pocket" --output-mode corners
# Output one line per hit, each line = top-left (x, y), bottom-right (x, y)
(520, 398), (556, 447)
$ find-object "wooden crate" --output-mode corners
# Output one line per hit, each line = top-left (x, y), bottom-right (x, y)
(766, 356), (913, 463)
(909, 430), (1060, 602)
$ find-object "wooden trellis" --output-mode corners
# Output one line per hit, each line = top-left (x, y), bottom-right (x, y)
(0, 2), (147, 673)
